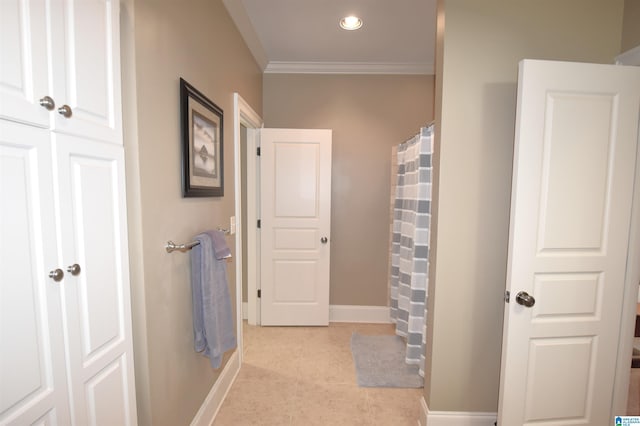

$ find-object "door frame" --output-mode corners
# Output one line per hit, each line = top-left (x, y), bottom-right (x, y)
(232, 93), (263, 356)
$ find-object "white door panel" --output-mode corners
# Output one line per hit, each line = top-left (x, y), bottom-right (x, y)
(0, 0), (51, 128)
(538, 94), (612, 251)
(260, 129), (332, 326)
(84, 356), (131, 426)
(54, 133), (136, 424)
(274, 142), (320, 216)
(50, 0), (121, 144)
(0, 121), (71, 425)
(498, 60), (640, 425)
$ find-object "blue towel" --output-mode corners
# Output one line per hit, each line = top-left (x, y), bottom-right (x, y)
(190, 230), (236, 368)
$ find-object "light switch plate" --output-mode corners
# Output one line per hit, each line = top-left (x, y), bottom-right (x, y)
(230, 216), (236, 234)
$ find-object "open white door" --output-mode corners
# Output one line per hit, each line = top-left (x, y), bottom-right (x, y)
(498, 60), (640, 425)
(259, 128), (332, 326)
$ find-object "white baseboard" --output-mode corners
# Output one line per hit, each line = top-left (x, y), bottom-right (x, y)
(244, 304), (391, 323)
(329, 305), (391, 323)
(420, 396), (497, 426)
(190, 350), (241, 426)
(419, 396), (428, 426)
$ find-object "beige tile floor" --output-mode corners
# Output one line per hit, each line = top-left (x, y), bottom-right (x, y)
(214, 322), (423, 425)
(214, 322), (640, 425)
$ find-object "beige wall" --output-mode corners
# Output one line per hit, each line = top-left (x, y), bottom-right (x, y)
(425, 0), (625, 412)
(120, 0), (262, 424)
(622, 0), (640, 52)
(263, 74), (434, 306)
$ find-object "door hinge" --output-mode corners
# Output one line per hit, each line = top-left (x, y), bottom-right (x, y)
(257, 147), (261, 156)
(504, 290), (510, 303)
(257, 219), (261, 228)
(257, 289), (261, 298)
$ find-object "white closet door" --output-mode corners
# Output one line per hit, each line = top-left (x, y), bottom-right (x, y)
(54, 133), (136, 425)
(0, 121), (71, 425)
(0, 0), (52, 128)
(498, 60), (640, 425)
(50, 0), (122, 144)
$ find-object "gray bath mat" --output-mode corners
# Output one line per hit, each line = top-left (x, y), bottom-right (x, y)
(350, 333), (423, 388)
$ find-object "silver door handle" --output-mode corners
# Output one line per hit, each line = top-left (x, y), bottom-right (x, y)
(49, 268), (64, 282)
(515, 291), (535, 308)
(321, 237), (328, 244)
(66, 264), (81, 276)
(58, 104), (72, 118)
(39, 96), (55, 111)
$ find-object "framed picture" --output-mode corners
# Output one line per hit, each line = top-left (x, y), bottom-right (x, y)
(180, 78), (224, 197)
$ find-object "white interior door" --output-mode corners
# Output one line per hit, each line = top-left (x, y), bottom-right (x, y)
(259, 128), (332, 326)
(498, 60), (640, 425)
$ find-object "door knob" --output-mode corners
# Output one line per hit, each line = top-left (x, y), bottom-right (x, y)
(66, 264), (81, 276)
(515, 291), (535, 308)
(58, 104), (72, 118)
(321, 237), (328, 244)
(49, 268), (64, 282)
(39, 96), (55, 110)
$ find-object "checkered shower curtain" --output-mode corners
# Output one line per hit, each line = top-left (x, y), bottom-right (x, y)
(389, 125), (433, 378)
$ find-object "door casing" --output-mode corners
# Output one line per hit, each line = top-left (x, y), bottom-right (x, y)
(232, 93), (263, 352)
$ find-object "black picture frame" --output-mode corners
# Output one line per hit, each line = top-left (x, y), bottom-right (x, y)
(180, 78), (224, 197)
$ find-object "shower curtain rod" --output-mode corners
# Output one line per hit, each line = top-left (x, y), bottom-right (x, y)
(402, 122), (435, 145)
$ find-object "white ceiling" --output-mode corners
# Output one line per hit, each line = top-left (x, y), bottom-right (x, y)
(222, 0), (437, 75)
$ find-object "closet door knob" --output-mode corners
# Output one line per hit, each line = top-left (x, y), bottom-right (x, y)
(321, 237), (328, 244)
(39, 96), (55, 111)
(49, 269), (64, 282)
(66, 264), (81, 276)
(58, 104), (72, 118)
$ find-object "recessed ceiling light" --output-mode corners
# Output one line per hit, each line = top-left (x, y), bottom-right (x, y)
(339, 15), (363, 31)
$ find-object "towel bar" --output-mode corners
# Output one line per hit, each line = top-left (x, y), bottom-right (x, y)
(166, 227), (231, 253)
(165, 240), (200, 253)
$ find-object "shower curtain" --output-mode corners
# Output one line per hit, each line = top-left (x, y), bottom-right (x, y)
(389, 125), (433, 378)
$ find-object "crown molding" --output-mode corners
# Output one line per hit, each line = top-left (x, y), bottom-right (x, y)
(264, 61), (435, 75)
(222, 0), (268, 70)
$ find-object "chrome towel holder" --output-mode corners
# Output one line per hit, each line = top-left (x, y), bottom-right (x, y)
(165, 240), (200, 253)
(165, 228), (230, 253)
